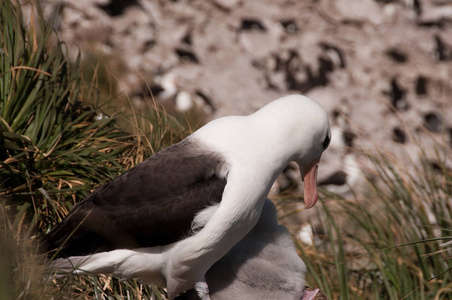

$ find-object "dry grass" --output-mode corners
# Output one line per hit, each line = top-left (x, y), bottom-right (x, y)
(275, 131), (452, 299)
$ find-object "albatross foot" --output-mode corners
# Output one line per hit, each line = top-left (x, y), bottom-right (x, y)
(195, 280), (211, 300)
(302, 287), (327, 300)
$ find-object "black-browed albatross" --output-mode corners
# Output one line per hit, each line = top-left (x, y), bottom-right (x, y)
(43, 94), (331, 299)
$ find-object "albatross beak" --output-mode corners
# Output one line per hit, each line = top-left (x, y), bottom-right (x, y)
(301, 162), (319, 209)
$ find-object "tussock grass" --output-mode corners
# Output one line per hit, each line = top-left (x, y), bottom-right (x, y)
(0, 1), (186, 298)
(289, 137), (452, 299)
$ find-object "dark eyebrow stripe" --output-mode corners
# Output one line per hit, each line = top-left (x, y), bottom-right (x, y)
(322, 135), (330, 149)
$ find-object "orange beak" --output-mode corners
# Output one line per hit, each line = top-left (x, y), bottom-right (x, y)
(302, 163), (319, 209)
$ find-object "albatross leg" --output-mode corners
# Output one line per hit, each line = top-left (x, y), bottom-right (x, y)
(194, 280), (211, 300)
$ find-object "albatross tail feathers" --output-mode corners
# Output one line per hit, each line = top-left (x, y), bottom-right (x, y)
(50, 248), (166, 287)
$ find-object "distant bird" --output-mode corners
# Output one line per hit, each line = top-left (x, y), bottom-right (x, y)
(43, 95), (331, 299)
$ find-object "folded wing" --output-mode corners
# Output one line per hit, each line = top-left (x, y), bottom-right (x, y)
(43, 139), (227, 257)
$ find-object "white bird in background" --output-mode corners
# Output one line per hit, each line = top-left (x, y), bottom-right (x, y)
(43, 95), (331, 299)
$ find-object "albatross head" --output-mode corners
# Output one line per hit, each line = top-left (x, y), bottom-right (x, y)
(252, 94), (331, 209)
(194, 94), (331, 210)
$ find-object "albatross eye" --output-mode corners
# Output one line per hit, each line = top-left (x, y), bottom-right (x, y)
(322, 135), (330, 150)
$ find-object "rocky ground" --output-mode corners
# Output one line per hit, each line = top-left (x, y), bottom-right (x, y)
(33, 0), (451, 198)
